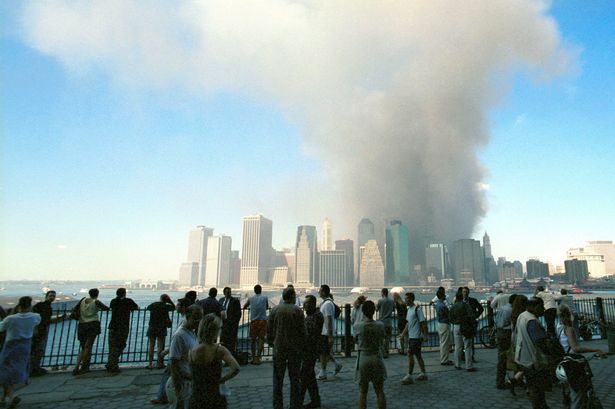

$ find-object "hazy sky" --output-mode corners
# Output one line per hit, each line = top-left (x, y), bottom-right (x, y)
(2, 1), (614, 280)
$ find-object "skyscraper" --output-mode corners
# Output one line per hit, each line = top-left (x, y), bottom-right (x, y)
(335, 239), (354, 286)
(295, 225), (318, 286)
(229, 250), (241, 285)
(451, 239), (485, 284)
(564, 259), (589, 284)
(322, 218), (333, 251)
(483, 232), (493, 259)
(385, 220), (411, 284)
(482, 232), (497, 284)
(185, 225), (214, 286)
(178, 262), (199, 287)
(357, 218), (376, 282)
(359, 240), (385, 288)
(526, 258), (549, 279)
(240, 214), (273, 286)
(425, 243), (447, 279)
(319, 250), (346, 287)
(205, 235), (232, 287)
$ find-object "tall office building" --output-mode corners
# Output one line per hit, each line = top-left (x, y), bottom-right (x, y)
(483, 232), (493, 259)
(178, 262), (199, 287)
(425, 243), (447, 279)
(322, 218), (333, 251)
(186, 226), (214, 286)
(335, 239), (354, 286)
(526, 258), (549, 279)
(567, 241), (615, 277)
(498, 261), (517, 281)
(319, 250), (347, 287)
(513, 260), (524, 278)
(385, 220), (411, 284)
(585, 241), (615, 274)
(564, 259), (589, 284)
(482, 232), (498, 283)
(295, 225), (318, 286)
(240, 214), (273, 285)
(205, 235), (232, 287)
(451, 239), (485, 284)
(229, 250), (241, 285)
(359, 240), (385, 288)
(357, 218), (376, 282)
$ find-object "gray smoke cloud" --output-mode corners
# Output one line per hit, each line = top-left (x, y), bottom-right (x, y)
(19, 1), (576, 250)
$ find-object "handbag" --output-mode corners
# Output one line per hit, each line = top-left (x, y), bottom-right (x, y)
(70, 298), (85, 320)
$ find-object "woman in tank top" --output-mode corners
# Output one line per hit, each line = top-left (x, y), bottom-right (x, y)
(189, 314), (240, 409)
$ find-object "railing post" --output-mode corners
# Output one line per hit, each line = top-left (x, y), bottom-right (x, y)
(596, 297), (607, 339)
(344, 303), (352, 357)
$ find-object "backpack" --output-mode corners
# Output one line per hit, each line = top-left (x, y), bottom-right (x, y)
(326, 298), (341, 319)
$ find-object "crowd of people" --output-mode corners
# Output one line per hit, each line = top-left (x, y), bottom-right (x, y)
(0, 284), (609, 409)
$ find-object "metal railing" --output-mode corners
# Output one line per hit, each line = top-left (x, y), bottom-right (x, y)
(34, 297), (615, 369)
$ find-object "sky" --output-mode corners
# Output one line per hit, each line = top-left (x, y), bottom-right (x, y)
(1, 1), (614, 281)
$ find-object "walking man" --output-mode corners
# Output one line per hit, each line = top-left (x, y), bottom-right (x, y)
(400, 292), (428, 384)
(31, 290), (65, 376)
(220, 287), (241, 357)
(376, 288), (395, 358)
(267, 287), (306, 409)
(434, 288), (453, 366)
(317, 284), (342, 380)
(168, 305), (203, 409)
(494, 294), (516, 389)
(243, 284), (269, 365)
(300, 295), (323, 409)
(106, 288), (139, 373)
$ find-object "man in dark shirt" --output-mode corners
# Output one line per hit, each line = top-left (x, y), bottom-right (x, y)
(220, 287), (241, 356)
(300, 294), (323, 409)
(106, 288), (139, 373)
(197, 287), (223, 317)
(267, 287), (306, 409)
(31, 290), (64, 376)
(462, 286), (484, 362)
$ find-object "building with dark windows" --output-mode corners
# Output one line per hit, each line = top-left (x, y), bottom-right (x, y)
(385, 220), (411, 284)
(526, 258), (549, 279)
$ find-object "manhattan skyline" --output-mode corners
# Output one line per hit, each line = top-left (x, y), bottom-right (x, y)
(1, 1), (614, 280)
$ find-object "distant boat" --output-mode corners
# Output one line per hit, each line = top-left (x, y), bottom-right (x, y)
(79, 288), (88, 293)
(350, 287), (369, 294)
(41, 287), (52, 294)
(571, 286), (591, 294)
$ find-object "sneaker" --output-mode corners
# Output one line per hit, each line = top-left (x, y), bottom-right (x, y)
(402, 374), (414, 385)
(416, 373), (428, 381)
(334, 363), (343, 375)
(316, 371), (327, 380)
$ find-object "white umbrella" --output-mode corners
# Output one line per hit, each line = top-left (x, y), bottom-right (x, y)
(390, 286), (405, 295)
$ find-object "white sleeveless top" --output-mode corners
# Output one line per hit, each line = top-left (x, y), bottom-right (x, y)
(557, 323), (571, 353)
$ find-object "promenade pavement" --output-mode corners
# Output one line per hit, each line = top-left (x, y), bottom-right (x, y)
(13, 340), (615, 409)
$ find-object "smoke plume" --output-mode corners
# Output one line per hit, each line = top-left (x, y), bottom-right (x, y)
(19, 1), (576, 248)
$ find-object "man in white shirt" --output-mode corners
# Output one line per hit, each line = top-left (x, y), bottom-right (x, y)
(168, 305), (203, 409)
(317, 284), (342, 380)
(400, 292), (428, 384)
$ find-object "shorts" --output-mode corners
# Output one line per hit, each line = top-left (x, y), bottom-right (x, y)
(249, 320), (266, 339)
(147, 326), (168, 338)
(407, 339), (422, 356)
(77, 321), (101, 343)
(319, 335), (332, 355)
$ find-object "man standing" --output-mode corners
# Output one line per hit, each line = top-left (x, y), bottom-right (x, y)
(514, 298), (551, 409)
(300, 295), (323, 409)
(197, 287), (222, 317)
(267, 287), (306, 409)
(317, 284), (342, 380)
(376, 288), (395, 358)
(450, 292), (477, 372)
(220, 287), (241, 357)
(462, 287), (484, 361)
(168, 305), (203, 409)
(106, 288), (139, 373)
(243, 284), (269, 365)
(31, 290), (65, 376)
(400, 292), (428, 384)
(535, 286), (557, 337)
(494, 294), (516, 389)
(434, 288), (453, 366)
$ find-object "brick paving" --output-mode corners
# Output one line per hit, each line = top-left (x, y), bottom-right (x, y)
(14, 340), (615, 409)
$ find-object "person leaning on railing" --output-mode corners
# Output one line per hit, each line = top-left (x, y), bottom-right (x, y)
(73, 288), (109, 376)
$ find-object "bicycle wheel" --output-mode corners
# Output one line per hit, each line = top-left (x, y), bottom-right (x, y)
(479, 325), (497, 349)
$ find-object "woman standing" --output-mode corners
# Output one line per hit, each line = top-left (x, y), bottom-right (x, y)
(0, 296), (41, 408)
(392, 292), (408, 355)
(354, 300), (387, 409)
(189, 314), (240, 409)
(557, 304), (606, 409)
(74, 288), (109, 375)
(146, 294), (175, 369)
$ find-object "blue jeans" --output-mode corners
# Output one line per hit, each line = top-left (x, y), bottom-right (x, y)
(273, 350), (302, 409)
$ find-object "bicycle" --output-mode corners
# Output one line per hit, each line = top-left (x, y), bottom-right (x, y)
(478, 324), (497, 349)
